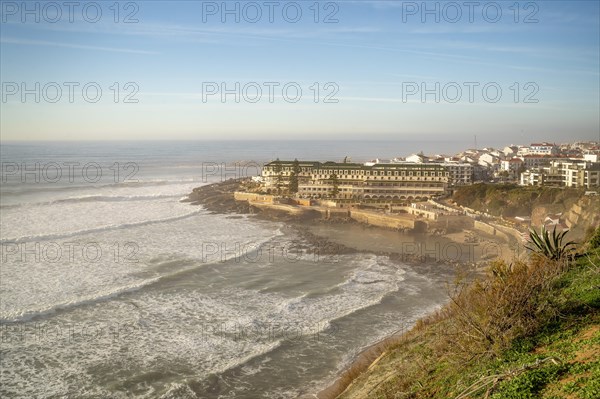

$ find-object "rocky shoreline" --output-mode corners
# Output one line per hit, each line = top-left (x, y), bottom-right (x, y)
(184, 179), (514, 273)
(184, 178), (252, 214)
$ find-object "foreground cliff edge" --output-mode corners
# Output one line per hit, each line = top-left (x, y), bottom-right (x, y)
(320, 229), (600, 399)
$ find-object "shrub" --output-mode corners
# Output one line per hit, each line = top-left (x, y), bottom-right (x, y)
(444, 257), (565, 363)
(588, 226), (600, 250)
(526, 226), (576, 261)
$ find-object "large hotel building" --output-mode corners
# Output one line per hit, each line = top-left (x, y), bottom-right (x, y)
(261, 160), (449, 201)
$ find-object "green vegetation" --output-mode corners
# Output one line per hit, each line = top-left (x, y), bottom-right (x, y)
(330, 173), (340, 197)
(452, 184), (583, 217)
(289, 159), (301, 194)
(335, 227), (600, 399)
(527, 225), (577, 261)
(588, 227), (600, 251)
(273, 158), (284, 194)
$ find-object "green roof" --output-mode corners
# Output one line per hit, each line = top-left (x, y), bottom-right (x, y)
(264, 160), (447, 170)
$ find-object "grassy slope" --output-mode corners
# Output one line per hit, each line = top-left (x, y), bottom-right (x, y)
(451, 184), (583, 218)
(336, 240), (600, 398)
(462, 256), (599, 399)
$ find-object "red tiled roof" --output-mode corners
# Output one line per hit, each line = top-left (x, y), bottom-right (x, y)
(523, 154), (565, 159)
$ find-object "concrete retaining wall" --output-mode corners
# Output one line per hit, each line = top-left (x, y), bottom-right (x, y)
(350, 210), (417, 230)
(235, 192), (423, 231)
(491, 223), (525, 243)
(319, 208), (351, 219)
(234, 192), (275, 203)
(250, 202), (309, 215)
(473, 220), (510, 242)
(404, 206), (438, 220)
(315, 200), (339, 208)
(295, 198), (313, 206)
(427, 199), (462, 214)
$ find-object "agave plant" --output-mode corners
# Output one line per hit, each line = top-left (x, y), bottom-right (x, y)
(526, 226), (576, 260)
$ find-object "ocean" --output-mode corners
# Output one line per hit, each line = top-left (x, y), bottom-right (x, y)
(0, 141), (455, 398)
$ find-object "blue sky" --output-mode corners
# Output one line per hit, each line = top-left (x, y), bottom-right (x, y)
(1, 0), (599, 144)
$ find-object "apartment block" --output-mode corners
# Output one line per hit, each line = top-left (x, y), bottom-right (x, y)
(520, 160), (600, 189)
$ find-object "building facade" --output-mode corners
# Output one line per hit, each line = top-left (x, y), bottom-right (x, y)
(521, 155), (563, 170)
(528, 143), (559, 155)
(261, 160), (449, 201)
(501, 158), (524, 172)
(438, 162), (473, 185)
(520, 160), (600, 189)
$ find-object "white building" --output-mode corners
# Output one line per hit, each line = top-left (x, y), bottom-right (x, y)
(520, 169), (544, 186)
(528, 142), (559, 155)
(392, 156), (472, 186)
(520, 160), (600, 189)
(501, 158), (524, 172)
(503, 146), (518, 157)
(478, 153), (500, 169)
(460, 155), (477, 164)
(517, 146), (530, 156)
(440, 162), (473, 186)
(405, 153), (426, 163)
(489, 149), (504, 158)
(521, 155), (562, 170)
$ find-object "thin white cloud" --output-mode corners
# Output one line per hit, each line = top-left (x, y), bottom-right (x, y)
(0, 37), (159, 54)
(337, 96), (420, 103)
(3, 18), (380, 41)
(409, 25), (514, 34)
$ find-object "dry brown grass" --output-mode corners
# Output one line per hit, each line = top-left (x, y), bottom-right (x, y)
(317, 329), (414, 399)
(322, 255), (574, 399)
(442, 257), (568, 363)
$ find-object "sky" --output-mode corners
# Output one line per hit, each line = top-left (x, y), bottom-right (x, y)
(1, 0), (599, 143)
